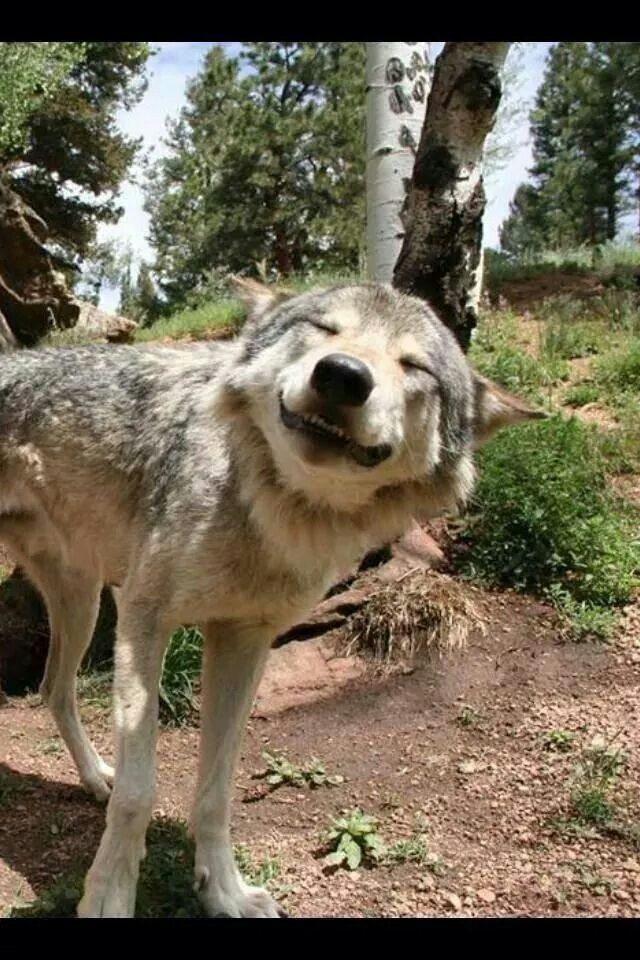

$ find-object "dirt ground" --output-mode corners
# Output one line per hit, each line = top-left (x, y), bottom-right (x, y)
(1, 584), (639, 918)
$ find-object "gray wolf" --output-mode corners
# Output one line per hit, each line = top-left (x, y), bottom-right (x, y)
(0, 280), (541, 917)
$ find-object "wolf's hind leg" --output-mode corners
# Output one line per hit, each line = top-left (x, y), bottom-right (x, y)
(28, 557), (114, 801)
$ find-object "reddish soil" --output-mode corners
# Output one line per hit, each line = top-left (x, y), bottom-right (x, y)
(1, 585), (639, 918)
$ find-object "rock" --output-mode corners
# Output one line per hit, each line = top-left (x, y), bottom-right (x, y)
(458, 759), (482, 774)
(375, 522), (444, 583)
(477, 888), (496, 903)
(254, 636), (366, 716)
(0, 182), (79, 344)
(442, 891), (462, 911)
(393, 520), (445, 567)
(74, 301), (138, 343)
(0, 182), (136, 347)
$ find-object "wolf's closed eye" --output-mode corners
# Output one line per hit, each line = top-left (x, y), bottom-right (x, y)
(307, 319), (339, 335)
(399, 357), (435, 377)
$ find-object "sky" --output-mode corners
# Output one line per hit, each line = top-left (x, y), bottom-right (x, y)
(99, 41), (553, 312)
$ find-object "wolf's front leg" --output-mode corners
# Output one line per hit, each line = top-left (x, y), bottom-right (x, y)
(190, 622), (282, 918)
(78, 601), (169, 918)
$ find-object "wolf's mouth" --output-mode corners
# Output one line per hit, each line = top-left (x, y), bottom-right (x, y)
(279, 397), (392, 468)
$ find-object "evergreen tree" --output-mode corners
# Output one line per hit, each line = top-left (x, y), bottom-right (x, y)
(145, 43), (365, 309)
(498, 184), (545, 260)
(1, 42), (151, 259)
(500, 42), (640, 254)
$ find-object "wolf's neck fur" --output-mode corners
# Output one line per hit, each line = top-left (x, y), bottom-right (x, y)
(225, 401), (474, 588)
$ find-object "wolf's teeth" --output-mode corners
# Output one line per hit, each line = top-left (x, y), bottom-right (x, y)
(301, 413), (348, 440)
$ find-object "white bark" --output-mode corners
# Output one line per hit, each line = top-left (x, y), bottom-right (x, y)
(365, 43), (431, 283)
(394, 42), (511, 348)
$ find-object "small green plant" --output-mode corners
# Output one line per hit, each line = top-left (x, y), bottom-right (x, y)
(457, 705), (481, 728)
(260, 750), (344, 790)
(563, 383), (601, 407)
(233, 844), (291, 899)
(456, 704), (482, 727)
(569, 735), (626, 827)
(384, 834), (432, 866)
(158, 626), (203, 725)
(324, 810), (386, 870)
(575, 863), (615, 896)
(542, 729), (575, 752)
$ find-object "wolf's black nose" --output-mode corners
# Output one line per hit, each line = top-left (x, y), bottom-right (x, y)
(311, 353), (374, 407)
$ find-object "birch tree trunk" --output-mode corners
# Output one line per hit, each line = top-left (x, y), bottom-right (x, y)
(365, 43), (431, 283)
(393, 42), (511, 349)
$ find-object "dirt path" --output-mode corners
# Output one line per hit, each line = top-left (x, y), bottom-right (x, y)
(1, 587), (639, 918)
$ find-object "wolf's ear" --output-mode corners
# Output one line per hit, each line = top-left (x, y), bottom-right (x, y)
(472, 373), (547, 448)
(230, 275), (290, 318)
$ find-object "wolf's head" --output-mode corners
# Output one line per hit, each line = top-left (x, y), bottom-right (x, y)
(224, 279), (543, 516)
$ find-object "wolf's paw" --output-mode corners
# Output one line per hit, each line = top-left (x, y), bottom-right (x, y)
(80, 759), (114, 803)
(195, 861), (282, 918)
(77, 872), (136, 918)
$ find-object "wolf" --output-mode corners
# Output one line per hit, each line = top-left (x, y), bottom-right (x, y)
(0, 280), (542, 917)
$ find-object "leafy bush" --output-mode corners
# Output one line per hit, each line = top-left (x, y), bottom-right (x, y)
(460, 416), (638, 636)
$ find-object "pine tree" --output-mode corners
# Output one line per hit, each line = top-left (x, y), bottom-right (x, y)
(500, 42), (640, 254)
(132, 263), (158, 325)
(499, 184), (545, 260)
(145, 43), (366, 309)
(1, 42), (151, 259)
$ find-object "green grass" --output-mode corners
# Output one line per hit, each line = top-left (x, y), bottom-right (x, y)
(76, 669), (112, 709)
(8, 817), (283, 918)
(594, 288), (640, 333)
(535, 297), (605, 360)
(77, 625), (204, 724)
(158, 626), (203, 726)
(562, 383), (602, 407)
(135, 299), (244, 342)
(594, 340), (640, 403)
(459, 415), (639, 638)
(569, 736), (627, 828)
(471, 308), (568, 402)
(135, 270), (359, 344)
